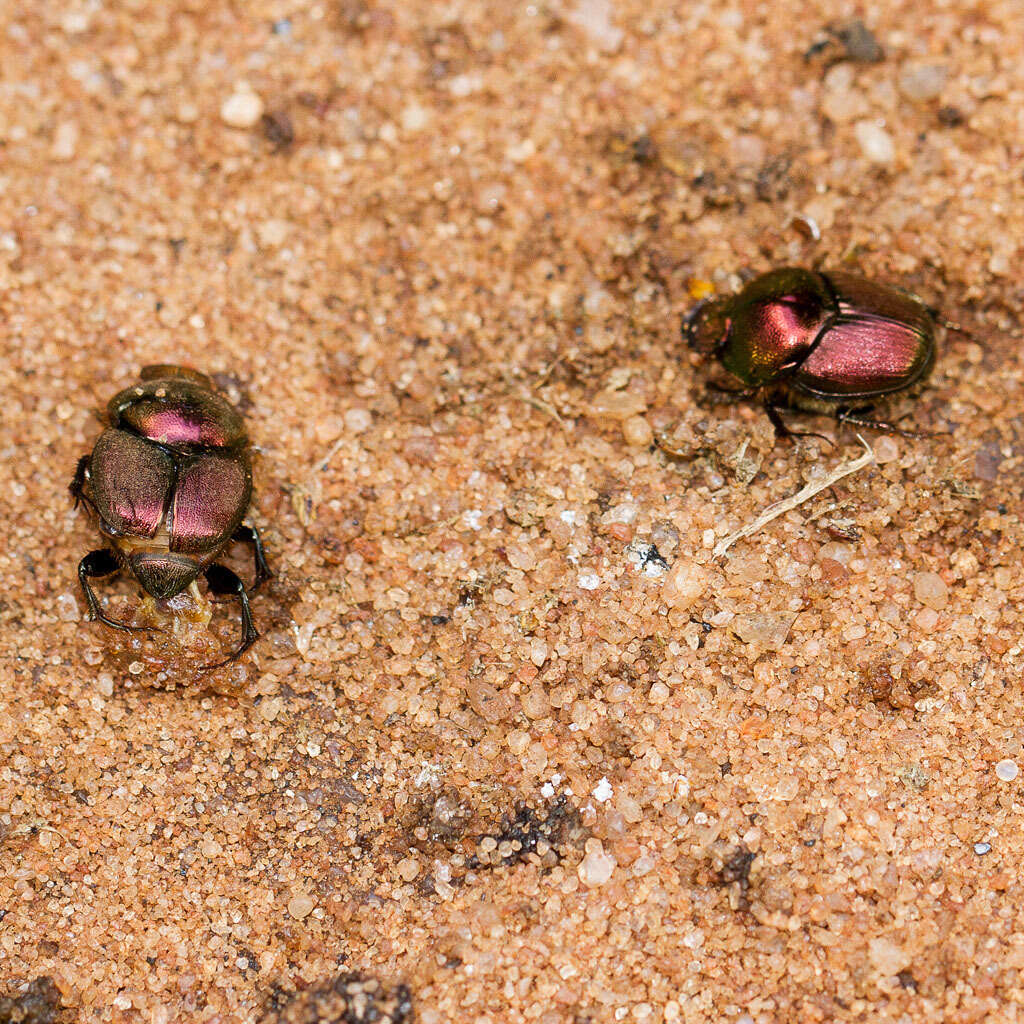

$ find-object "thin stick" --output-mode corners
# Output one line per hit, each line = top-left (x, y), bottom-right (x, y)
(713, 435), (875, 558)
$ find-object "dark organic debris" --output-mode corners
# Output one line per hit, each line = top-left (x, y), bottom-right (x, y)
(806, 19), (884, 65)
(0, 977), (63, 1024)
(711, 844), (757, 890)
(468, 797), (586, 869)
(260, 973), (412, 1024)
(262, 110), (295, 152)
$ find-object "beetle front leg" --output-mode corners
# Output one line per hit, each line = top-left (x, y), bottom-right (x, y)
(232, 524), (272, 590)
(203, 564), (259, 668)
(69, 455), (95, 513)
(78, 549), (149, 633)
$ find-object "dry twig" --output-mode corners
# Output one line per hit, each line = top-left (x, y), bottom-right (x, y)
(713, 435), (875, 558)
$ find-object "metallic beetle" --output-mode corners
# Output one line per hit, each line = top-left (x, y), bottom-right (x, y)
(683, 267), (938, 435)
(71, 365), (270, 665)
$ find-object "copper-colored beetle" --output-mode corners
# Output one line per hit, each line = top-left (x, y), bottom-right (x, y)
(70, 365), (270, 665)
(684, 267), (939, 436)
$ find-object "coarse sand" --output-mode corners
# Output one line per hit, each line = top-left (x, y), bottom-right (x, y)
(3, 1), (1024, 1021)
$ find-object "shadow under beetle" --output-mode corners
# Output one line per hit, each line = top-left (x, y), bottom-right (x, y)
(683, 267), (940, 438)
(70, 365), (271, 666)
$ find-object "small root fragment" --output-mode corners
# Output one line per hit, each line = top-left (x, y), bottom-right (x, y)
(713, 435), (875, 558)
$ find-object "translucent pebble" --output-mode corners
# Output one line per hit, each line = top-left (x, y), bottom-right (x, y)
(995, 759), (1018, 782)
(287, 894), (314, 919)
(578, 842), (616, 887)
(221, 87), (264, 129)
(662, 559), (707, 611)
(899, 63), (947, 102)
(914, 571), (948, 611)
(854, 121), (896, 164)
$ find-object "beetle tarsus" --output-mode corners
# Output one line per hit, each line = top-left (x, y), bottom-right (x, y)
(202, 564), (259, 669)
(78, 549), (151, 633)
(232, 524), (273, 590)
(836, 409), (935, 439)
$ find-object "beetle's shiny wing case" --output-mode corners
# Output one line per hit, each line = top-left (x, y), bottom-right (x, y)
(89, 429), (174, 538)
(795, 273), (935, 399)
(169, 451), (253, 555)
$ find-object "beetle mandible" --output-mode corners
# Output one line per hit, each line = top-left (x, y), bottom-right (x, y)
(70, 365), (271, 666)
(683, 267), (940, 436)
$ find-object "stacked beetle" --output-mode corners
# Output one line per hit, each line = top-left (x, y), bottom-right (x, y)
(683, 267), (940, 436)
(71, 365), (270, 666)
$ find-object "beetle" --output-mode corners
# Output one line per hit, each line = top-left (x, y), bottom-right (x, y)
(683, 267), (939, 436)
(70, 365), (271, 666)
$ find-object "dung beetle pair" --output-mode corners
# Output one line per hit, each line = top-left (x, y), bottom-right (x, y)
(684, 267), (941, 436)
(71, 365), (270, 667)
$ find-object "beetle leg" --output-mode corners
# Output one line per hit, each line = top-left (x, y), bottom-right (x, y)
(78, 549), (150, 633)
(232, 524), (272, 590)
(836, 409), (935, 439)
(202, 564), (259, 668)
(69, 455), (96, 513)
(764, 402), (835, 448)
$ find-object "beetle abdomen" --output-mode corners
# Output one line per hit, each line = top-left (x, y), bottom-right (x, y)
(170, 452), (252, 555)
(90, 429), (174, 538)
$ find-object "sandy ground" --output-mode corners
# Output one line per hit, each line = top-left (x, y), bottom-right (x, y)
(2, 0), (1024, 1021)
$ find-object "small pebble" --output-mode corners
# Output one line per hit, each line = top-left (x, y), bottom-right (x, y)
(51, 121), (79, 162)
(345, 407), (373, 435)
(995, 759), (1018, 782)
(257, 219), (290, 248)
(506, 730), (530, 756)
(55, 592), (80, 622)
(259, 697), (283, 722)
(731, 611), (795, 651)
(662, 559), (707, 611)
(974, 842), (992, 856)
(578, 841), (616, 887)
(913, 571), (948, 611)
(397, 857), (419, 882)
(287, 894), (315, 920)
(898, 63), (948, 102)
(868, 936), (911, 976)
(854, 121), (896, 165)
(221, 86), (265, 129)
(529, 639), (548, 668)
(589, 389), (647, 421)
(648, 681), (670, 704)
(622, 415), (653, 448)
(401, 104), (430, 132)
(873, 435), (900, 464)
